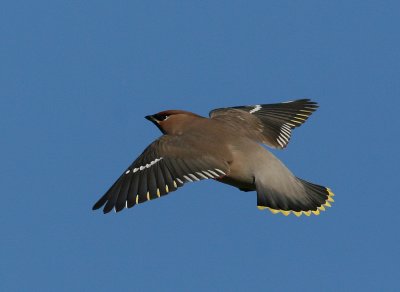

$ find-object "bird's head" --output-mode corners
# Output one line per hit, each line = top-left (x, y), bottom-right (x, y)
(145, 110), (201, 135)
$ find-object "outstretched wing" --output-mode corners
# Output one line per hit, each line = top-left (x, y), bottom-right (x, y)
(92, 135), (230, 213)
(209, 99), (318, 149)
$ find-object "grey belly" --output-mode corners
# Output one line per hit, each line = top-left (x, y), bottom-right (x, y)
(216, 141), (261, 192)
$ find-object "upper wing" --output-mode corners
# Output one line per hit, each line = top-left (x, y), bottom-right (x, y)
(92, 135), (230, 213)
(209, 99), (318, 149)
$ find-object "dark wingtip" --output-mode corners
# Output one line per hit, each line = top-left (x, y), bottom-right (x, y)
(92, 202), (103, 211)
(115, 204), (126, 213)
(92, 194), (109, 211)
(102, 202), (115, 214)
(302, 98), (319, 108)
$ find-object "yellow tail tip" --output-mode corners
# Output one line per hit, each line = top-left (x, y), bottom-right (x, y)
(268, 208), (280, 214)
(293, 211), (302, 217)
(312, 209), (320, 215)
(257, 187), (335, 217)
(257, 206), (325, 217)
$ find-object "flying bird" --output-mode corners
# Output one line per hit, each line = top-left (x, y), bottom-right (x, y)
(92, 99), (334, 216)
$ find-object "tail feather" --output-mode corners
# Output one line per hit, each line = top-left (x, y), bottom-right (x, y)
(257, 178), (335, 217)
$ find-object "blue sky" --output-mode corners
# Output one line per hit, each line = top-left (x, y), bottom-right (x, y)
(1, 1), (399, 291)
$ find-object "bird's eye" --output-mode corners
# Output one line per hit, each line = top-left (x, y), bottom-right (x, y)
(154, 114), (169, 121)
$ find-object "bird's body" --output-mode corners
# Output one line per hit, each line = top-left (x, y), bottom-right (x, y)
(93, 99), (334, 216)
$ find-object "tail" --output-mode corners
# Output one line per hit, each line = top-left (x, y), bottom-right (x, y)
(257, 177), (335, 217)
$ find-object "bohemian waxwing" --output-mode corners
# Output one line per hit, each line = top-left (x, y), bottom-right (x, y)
(93, 99), (334, 216)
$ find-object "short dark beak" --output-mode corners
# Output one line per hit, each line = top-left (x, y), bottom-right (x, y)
(145, 115), (165, 134)
(145, 115), (157, 123)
